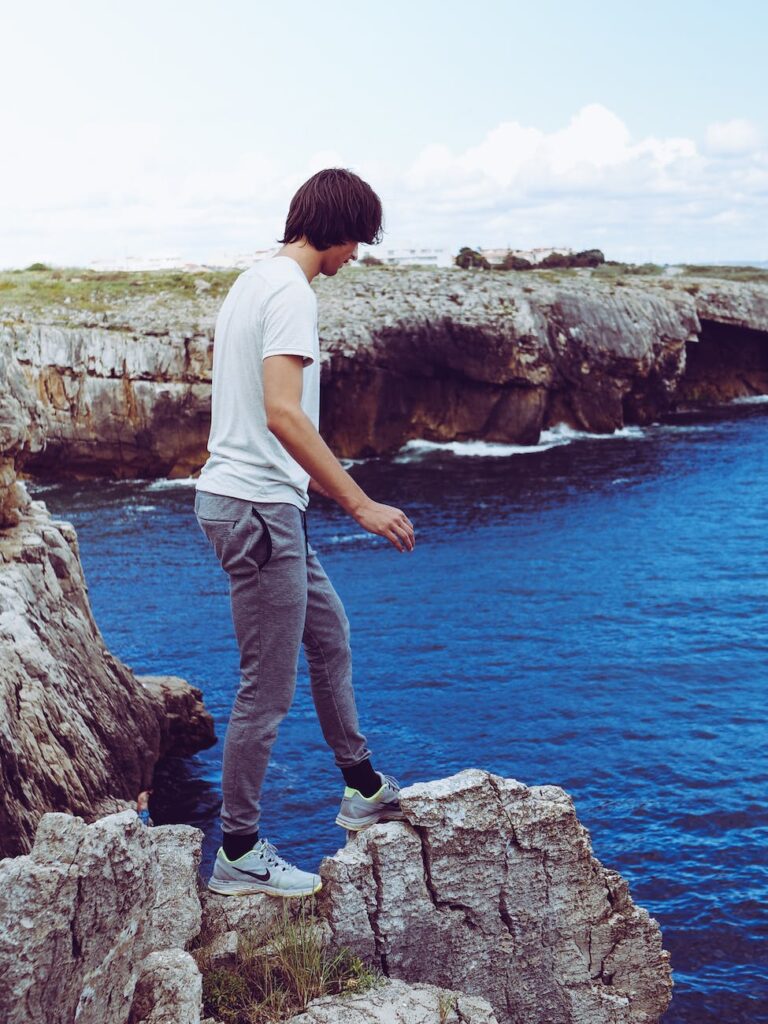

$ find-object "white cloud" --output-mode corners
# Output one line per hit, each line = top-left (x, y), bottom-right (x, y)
(1, 104), (766, 266)
(704, 118), (763, 156)
(387, 106), (767, 261)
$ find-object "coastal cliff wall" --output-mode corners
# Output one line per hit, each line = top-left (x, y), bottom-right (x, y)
(4, 269), (767, 478)
(0, 337), (215, 858)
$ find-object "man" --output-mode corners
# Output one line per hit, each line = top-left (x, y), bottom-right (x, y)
(194, 167), (416, 898)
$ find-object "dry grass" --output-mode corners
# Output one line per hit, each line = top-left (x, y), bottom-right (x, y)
(678, 263), (768, 283)
(196, 896), (384, 1024)
(0, 266), (240, 316)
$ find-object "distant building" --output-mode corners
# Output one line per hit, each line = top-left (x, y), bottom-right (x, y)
(357, 245), (453, 268)
(478, 246), (575, 265)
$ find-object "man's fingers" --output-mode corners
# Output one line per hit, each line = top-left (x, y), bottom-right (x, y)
(386, 526), (407, 551)
(390, 523), (414, 551)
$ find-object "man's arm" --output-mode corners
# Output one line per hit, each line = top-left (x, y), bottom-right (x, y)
(263, 354), (415, 552)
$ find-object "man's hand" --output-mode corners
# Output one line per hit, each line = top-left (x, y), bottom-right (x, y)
(351, 498), (415, 553)
(264, 354), (416, 552)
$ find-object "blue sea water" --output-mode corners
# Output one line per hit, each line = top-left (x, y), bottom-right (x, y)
(26, 401), (768, 1024)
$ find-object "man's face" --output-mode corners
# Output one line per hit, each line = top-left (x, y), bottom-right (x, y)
(321, 240), (359, 276)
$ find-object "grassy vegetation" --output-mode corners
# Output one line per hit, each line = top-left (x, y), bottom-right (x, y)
(1, 260), (764, 323)
(592, 262), (665, 278)
(0, 266), (241, 316)
(678, 263), (768, 283)
(194, 897), (384, 1024)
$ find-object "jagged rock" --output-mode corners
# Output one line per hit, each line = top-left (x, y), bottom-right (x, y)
(4, 269), (767, 477)
(138, 676), (216, 757)
(0, 811), (204, 1024)
(284, 976), (499, 1023)
(0, 495), (216, 858)
(317, 769), (672, 1024)
(200, 889), (292, 944)
(128, 949), (202, 1024)
(0, 336), (45, 525)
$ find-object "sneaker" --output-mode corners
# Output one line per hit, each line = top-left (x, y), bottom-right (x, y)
(335, 770), (406, 831)
(207, 838), (322, 898)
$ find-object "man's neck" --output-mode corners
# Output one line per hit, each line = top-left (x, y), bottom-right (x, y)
(273, 242), (321, 283)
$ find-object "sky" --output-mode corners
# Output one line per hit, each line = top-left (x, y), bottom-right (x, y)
(2, 0), (766, 268)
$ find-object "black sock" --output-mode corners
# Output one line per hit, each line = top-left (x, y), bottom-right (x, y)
(222, 831), (259, 860)
(341, 758), (382, 798)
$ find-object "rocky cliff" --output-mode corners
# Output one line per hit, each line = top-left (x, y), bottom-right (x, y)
(0, 336), (216, 858)
(0, 771), (673, 1024)
(3, 267), (767, 478)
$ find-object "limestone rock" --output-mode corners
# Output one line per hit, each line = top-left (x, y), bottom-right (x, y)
(138, 675), (216, 757)
(0, 811), (203, 1024)
(0, 496), (216, 858)
(317, 769), (672, 1024)
(0, 335), (45, 525)
(284, 976), (499, 1024)
(128, 949), (202, 1024)
(200, 889), (291, 944)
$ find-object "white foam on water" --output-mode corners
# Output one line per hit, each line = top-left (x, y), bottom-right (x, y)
(145, 476), (199, 490)
(539, 423), (646, 443)
(729, 394), (768, 405)
(393, 423), (646, 461)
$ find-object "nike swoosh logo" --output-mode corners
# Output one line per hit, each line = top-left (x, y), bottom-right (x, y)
(232, 866), (270, 881)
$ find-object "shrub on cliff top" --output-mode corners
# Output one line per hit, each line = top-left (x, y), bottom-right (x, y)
(455, 247), (490, 270)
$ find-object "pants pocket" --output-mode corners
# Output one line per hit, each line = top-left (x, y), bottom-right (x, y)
(198, 507), (271, 576)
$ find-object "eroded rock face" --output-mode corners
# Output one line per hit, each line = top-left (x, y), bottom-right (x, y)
(8, 322), (213, 479)
(128, 949), (203, 1024)
(318, 769), (672, 1024)
(5, 270), (768, 477)
(0, 497), (215, 858)
(0, 336), (45, 524)
(0, 336), (215, 856)
(0, 811), (203, 1024)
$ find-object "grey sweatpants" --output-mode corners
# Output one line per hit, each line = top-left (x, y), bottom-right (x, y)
(194, 489), (373, 835)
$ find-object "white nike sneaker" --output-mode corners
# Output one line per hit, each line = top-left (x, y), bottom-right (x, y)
(335, 770), (405, 831)
(208, 838), (322, 897)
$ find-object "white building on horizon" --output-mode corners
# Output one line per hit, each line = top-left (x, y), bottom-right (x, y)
(478, 246), (575, 265)
(357, 244), (453, 268)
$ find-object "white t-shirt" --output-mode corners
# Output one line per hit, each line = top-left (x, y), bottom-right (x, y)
(195, 256), (319, 510)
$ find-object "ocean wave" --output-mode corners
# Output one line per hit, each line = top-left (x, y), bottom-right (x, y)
(144, 476), (199, 490)
(393, 423), (646, 461)
(729, 394), (768, 405)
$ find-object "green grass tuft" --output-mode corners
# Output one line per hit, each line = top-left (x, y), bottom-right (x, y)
(199, 897), (384, 1024)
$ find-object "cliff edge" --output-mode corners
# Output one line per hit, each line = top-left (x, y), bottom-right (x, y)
(0, 336), (215, 857)
(3, 266), (767, 478)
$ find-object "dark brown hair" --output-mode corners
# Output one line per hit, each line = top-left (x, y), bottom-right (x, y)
(277, 168), (384, 251)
